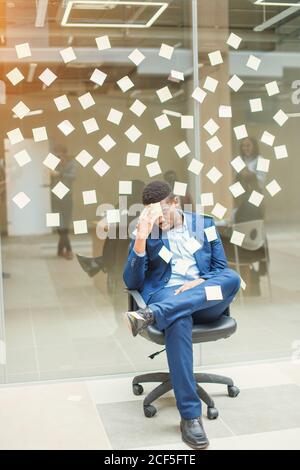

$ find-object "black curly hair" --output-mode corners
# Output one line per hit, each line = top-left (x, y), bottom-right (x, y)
(142, 180), (174, 205)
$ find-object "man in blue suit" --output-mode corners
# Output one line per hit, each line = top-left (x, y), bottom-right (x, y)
(123, 181), (241, 450)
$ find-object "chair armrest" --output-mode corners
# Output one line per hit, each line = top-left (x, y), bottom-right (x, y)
(126, 289), (147, 310)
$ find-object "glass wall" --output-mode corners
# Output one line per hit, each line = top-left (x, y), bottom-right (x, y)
(0, 0), (299, 384)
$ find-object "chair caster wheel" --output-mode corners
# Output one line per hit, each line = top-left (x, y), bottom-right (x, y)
(228, 385), (240, 398)
(144, 405), (157, 418)
(132, 384), (144, 396)
(207, 407), (219, 420)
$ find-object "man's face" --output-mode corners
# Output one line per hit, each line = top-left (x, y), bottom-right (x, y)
(156, 197), (180, 231)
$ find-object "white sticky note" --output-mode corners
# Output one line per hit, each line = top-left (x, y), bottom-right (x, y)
(219, 105), (232, 118)
(12, 192), (31, 209)
(12, 101), (30, 119)
(227, 32), (242, 49)
(52, 182), (69, 199)
(173, 182), (187, 197)
(106, 209), (120, 224)
(188, 159), (203, 176)
(119, 181), (132, 195)
(90, 69), (107, 86)
(265, 81), (279, 96)
(33, 126), (48, 142)
(273, 109), (288, 127)
(151, 203), (163, 219)
(230, 230), (245, 247)
(60, 47), (76, 63)
(247, 54), (261, 71)
(201, 193), (214, 206)
(192, 87), (207, 103)
(185, 238), (202, 254)
(256, 157), (270, 173)
(206, 136), (222, 153)
(234, 124), (248, 140)
(96, 35), (111, 51)
(159, 43), (174, 60)
(78, 92), (95, 110)
(6, 67), (24, 86)
(173, 259), (192, 276)
(227, 75), (244, 92)
(181, 115), (194, 129)
(145, 144), (159, 159)
(130, 99), (146, 117)
(206, 167), (223, 184)
(126, 152), (140, 166)
(158, 245), (173, 263)
(208, 50), (223, 66)
(57, 120), (74, 136)
(203, 118), (219, 136)
(155, 114), (171, 130)
(83, 118), (99, 134)
(129, 48), (145, 66)
(107, 108), (123, 125)
(212, 203), (227, 219)
(204, 225), (218, 242)
(125, 125), (142, 143)
(266, 179), (281, 197)
(250, 98), (263, 113)
(261, 131), (275, 146)
(75, 150), (93, 167)
(46, 213), (60, 227)
(205, 285), (223, 301)
(43, 153), (60, 170)
(147, 161), (162, 177)
(54, 94), (71, 111)
(7, 128), (24, 145)
(248, 190), (264, 207)
(93, 158), (110, 177)
(98, 134), (116, 152)
(15, 42), (31, 59)
(175, 141), (190, 158)
(156, 86), (172, 103)
(13, 150), (31, 167)
(203, 76), (219, 93)
(231, 156), (246, 173)
(73, 220), (88, 235)
(229, 182), (245, 198)
(170, 70), (184, 81)
(83, 190), (97, 205)
(117, 76), (134, 92)
(274, 145), (288, 160)
(38, 68), (57, 86)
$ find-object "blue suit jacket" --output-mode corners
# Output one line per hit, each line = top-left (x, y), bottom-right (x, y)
(123, 211), (228, 304)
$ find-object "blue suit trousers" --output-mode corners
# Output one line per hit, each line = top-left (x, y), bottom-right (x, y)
(147, 268), (241, 420)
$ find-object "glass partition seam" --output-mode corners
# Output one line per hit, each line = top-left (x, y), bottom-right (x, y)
(0, 235), (7, 383)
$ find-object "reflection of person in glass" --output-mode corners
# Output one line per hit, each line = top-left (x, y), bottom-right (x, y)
(50, 145), (76, 260)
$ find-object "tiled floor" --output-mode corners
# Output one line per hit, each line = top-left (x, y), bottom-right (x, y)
(0, 360), (300, 450)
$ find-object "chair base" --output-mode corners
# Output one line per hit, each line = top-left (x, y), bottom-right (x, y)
(132, 372), (240, 420)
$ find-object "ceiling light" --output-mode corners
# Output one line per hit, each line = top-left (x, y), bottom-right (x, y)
(61, 1), (168, 28)
(13, 110), (44, 118)
(255, 1), (300, 6)
(35, 0), (48, 27)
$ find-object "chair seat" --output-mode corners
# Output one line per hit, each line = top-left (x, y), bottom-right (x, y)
(139, 315), (237, 346)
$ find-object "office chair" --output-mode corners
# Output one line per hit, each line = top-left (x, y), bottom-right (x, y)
(128, 289), (240, 420)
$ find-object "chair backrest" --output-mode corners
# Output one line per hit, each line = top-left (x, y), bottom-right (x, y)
(232, 219), (265, 251)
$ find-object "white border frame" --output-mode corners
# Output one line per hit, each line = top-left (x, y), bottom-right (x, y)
(61, 1), (169, 28)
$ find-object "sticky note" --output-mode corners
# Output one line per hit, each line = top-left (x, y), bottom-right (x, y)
(54, 95), (71, 111)
(90, 69), (107, 86)
(261, 131), (275, 146)
(231, 156), (246, 173)
(265, 81), (279, 96)
(12, 101), (30, 119)
(83, 118), (99, 134)
(273, 109), (288, 127)
(38, 68), (57, 86)
(204, 225), (218, 242)
(181, 115), (194, 129)
(205, 285), (223, 301)
(156, 86), (172, 103)
(126, 152), (140, 166)
(173, 182), (187, 197)
(159, 43), (174, 60)
(129, 48), (145, 66)
(256, 157), (270, 172)
(206, 136), (222, 152)
(227, 32), (242, 49)
(82, 190), (97, 205)
(230, 230), (245, 247)
(219, 105), (232, 118)
(98, 134), (116, 152)
(43, 153), (60, 170)
(185, 238), (202, 254)
(52, 182), (69, 199)
(266, 179), (281, 197)
(234, 125), (248, 140)
(203, 118), (219, 136)
(227, 75), (244, 92)
(203, 76), (219, 93)
(33, 126), (48, 142)
(274, 145), (288, 160)
(107, 108), (123, 125)
(173, 259), (192, 276)
(7, 128), (24, 145)
(158, 245), (173, 263)
(192, 87), (207, 103)
(12, 192), (30, 209)
(229, 182), (245, 198)
(130, 99), (146, 117)
(145, 144), (159, 159)
(247, 54), (261, 71)
(175, 141), (190, 158)
(117, 76), (134, 92)
(200, 193), (214, 206)
(151, 203), (163, 219)
(208, 50), (223, 66)
(248, 190), (264, 207)
(119, 181), (132, 195)
(188, 159), (203, 175)
(46, 213), (60, 227)
(170, 70), (184, 81)
(60, 47), (76, 63)
(106, 209), (120, 224)
(96, 35), (111, 50)
(6, 67), (24, 86)
(155, 114), (171, 130)
(125, 125), (142, 143)
(78, 92), (95, 109)
(93, 158), (110, 177)
(57, 120), (74, 136)
(147, 161), (162, 177)
(73, 220), (88, 235)
(250, 98), (263, 113)
(15, 43), (31, 59)
(206, 167), (222, 184)
(75, 150), (93, 167)
(14, 149), (31, 167)
(212, 203), (227, 219)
